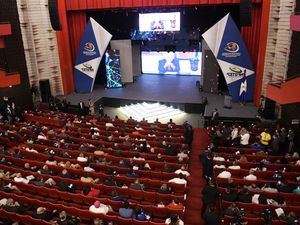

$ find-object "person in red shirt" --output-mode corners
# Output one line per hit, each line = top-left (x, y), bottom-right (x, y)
(167, 199), (184, 211)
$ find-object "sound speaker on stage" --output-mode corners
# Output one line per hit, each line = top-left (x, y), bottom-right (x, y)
(224, 95), (232, 109)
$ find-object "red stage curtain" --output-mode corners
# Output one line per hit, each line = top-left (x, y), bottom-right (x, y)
(241, 4), (262, 69)
(67, 11), (87, 64)
(65, 0), (262, 10)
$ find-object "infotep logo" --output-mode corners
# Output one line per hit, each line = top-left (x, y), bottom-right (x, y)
(84, 42), (95, 52)
(227, 67), (246, 77)
(81, 63), (94, 72)
(224, 42), (239, 53)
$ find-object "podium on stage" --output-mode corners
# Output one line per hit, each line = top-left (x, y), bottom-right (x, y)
(224, 95), (232, 109)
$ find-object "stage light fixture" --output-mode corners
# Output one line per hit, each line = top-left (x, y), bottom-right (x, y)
(119, 102), (185, 122)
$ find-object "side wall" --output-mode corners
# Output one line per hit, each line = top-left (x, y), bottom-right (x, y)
(0, 0), (32, 109)
(16, 0), (64, 97)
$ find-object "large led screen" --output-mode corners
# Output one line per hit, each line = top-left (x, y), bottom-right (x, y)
(139, 12), (180, 32)
(105, 49), (122, 88)
(141, 51), (202, 75)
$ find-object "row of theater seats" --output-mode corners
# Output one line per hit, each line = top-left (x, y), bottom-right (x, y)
(0, 153), (186, 196)
(23, 142), (186, 174)
(0, 189), (171, 225)
(214, 146), (300, 224)
(0, 110), (190, 224)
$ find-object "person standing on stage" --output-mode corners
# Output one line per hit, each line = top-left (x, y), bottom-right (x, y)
(78, 100), (85, 115)
(98, 104), (104, 116)
(211, 108), (219, 126)
(88, 99), (95, 116)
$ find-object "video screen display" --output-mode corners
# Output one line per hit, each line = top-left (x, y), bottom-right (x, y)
(139, 12), (180, 32)
(141, 51), (202, 76)
(105, 49), (122, 88)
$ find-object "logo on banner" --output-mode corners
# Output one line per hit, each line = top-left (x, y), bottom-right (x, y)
(227, 67), (246, 77)
(222, 42), (241, 58)
(83, 42), (96, 56)
(81, 63), (94, 73)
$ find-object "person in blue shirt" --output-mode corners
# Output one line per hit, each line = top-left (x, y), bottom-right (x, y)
(110, 190), (127, 202)
(134, 206), (150, 221)
(119, 201), (134, 218)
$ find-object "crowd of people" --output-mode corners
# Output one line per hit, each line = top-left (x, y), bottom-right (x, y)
(0, 98), (23, 124)
(0, 105), (194, 225)
(200, 122), (299, 225)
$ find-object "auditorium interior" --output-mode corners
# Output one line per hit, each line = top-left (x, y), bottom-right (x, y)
(0, 0), (300, 225)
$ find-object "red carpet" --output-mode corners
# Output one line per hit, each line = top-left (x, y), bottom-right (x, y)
(184, 128), (210, 225)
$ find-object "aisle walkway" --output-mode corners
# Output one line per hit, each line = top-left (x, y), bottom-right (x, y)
(185, 128), (210, 225)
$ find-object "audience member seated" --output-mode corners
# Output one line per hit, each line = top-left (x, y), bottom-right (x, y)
(104, 177), (117, 186)
(89, 201), (110, 215)
(203, 205), (220, 225)
(130, 179), (145, 190)
(32, 207), (57, 221)
(167, 199), (184, 211)
(158, 184), (172, 194)
(110, 190), (127, 202)
(228, 161), (240, 170)
(119, 201), (134, 218)
(133, 206), (151, 221)
(217, 170), (231, 179)
(175, 166), (190, 177)
(168, 173), (187, 186)
(244, 170), (257, 181)
(223, 202), (240, 217)
(222, 188), (238, 202)
(237, 187), (252, 203)
(165, 213), (184, 225)
(261, 183), (278, 193)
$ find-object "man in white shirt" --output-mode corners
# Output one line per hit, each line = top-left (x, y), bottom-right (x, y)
(89, 201), (109, 215)
(252, 194), (260, 204)
(228, 165), (241, 170)
(214, 161), (226, 169)
(217, 171), (231, 179)
(231, 127), (239, 140)
(244, 171), (257, 181)
(213, 156), (225, 162)
(240, 128), (250, 146)
(168, 174), (187, 186)
(175, 166), (190, 177)
(37, 132), (47, 140)
(77, 153), (87, 162)
(13, 173), (30, 184)
(84, 166), (95, 172)
(228, 162), (240, 170)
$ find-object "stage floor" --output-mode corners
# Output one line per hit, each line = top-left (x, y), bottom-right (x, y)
(64, 74), (258, 119)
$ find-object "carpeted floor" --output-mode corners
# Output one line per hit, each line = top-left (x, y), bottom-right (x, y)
(185, 128), (210, 225)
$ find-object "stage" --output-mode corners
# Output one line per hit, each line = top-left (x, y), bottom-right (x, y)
(63, 74), (258, 119)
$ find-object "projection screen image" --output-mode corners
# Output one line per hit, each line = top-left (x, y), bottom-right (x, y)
(141, 51), (202, 76)
(139, 12), (181, 32)
(105, 49), (122, 88)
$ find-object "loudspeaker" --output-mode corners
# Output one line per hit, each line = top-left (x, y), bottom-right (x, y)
(48, 0), (62, 31)
(263, 98), (276, 120)
(39, 79), (52, 103)
(240, 0), (252, 26)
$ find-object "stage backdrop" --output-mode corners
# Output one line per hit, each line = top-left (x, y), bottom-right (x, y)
(202, 13), (255, 101)
(74, 18), (112, 92)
